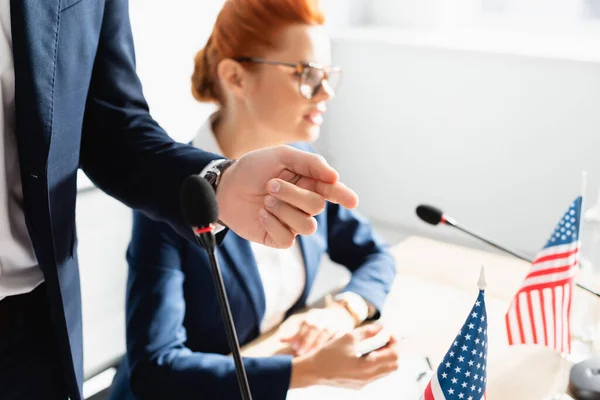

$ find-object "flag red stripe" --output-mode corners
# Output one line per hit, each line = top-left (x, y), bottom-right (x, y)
(423, 381), (434, 400)
(527, 291), (538, 344)
(533, 248), (578, 264)
(506, 312), (514, 345)
(526, 263), (576, 279)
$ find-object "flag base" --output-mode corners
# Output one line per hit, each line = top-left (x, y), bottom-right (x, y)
(569, 357), (600, 399)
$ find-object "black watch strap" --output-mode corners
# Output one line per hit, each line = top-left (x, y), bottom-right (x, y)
(202, 159), (237, 193)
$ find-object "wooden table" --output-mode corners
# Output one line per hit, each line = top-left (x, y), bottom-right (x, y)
(242, 236), (600, 399)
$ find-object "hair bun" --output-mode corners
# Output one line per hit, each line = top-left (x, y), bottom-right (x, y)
(191, 47), (218, 103)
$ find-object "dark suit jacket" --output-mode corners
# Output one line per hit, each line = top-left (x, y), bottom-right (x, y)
(108, 164), (397, 400)
(11, 1), (219, 398)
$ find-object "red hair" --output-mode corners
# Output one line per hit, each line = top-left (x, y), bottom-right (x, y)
(191, 0), (325, 104)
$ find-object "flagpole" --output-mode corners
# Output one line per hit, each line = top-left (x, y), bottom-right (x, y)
(579, 170), (587, 267)
(581, 170), (587, 218)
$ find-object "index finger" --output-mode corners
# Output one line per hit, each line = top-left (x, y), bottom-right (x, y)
(352, 324), (384, 341)
(296, 178), (359, 210)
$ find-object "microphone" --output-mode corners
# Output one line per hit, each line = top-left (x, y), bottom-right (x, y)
(415, 204), (600, 298)
(416, 205), (532, 263)
(181, 176), (253, 400)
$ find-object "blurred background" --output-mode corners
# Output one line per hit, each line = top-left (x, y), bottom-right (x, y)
(79, 1), (600, 397)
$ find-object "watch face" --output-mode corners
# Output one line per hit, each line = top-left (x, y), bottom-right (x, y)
(204, 172), (218, 190)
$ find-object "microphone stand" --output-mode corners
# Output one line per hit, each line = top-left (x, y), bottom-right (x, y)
(193, 227), (253, 400)
(443, 217), (600, 298)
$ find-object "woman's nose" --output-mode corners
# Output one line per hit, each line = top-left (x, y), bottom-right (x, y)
(314, 79), (335, 101)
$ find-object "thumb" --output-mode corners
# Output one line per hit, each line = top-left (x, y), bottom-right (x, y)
(352, 323), (384, 341)
(278, 146), (339, 184)
(280, 333), (298, 343)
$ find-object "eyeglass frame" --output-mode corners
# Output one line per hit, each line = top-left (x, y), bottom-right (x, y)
(233, 56), (342, 99)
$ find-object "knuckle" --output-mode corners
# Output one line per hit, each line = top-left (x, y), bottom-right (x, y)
(315, 198), (326, 214)
(342, 332), (355, 343)
(315, 154), (327, 164)
(364, 355), (378, 366)
(281, 235), (296, 249)
(305, 321), (318, 330)
(305, 217), (318, 234)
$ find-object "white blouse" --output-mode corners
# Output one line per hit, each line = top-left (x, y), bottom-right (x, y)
(193, 115), (306, 333)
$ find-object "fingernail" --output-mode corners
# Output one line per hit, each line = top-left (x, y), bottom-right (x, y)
(268, 180), (280, 193)
(265, 196), (277, 208)
(259, 209), (269, 220)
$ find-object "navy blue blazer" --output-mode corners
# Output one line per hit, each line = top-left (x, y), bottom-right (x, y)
(11, 1), (219, 398)
(109, 181), (396, 400)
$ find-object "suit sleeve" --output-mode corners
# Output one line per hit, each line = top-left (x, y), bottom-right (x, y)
(326, 204), (397, 319)
(125, 212), (292, 400)
(80, 0), (217, 240)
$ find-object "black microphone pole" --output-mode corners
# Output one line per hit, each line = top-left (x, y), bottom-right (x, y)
(181, 176), (253, 400)
(192, 230), (252, 400)
(442, 216), (534, 264)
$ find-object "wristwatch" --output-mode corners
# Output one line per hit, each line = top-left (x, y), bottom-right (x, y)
(333, 292), (370, 326)
(201, 159), (237, 193)
(200, 159), (236, 229)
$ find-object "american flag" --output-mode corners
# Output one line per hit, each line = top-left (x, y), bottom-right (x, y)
(505, 197), (582, 354)
(423, 283), (488, 400)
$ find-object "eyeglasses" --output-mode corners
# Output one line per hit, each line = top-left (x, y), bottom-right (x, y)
(234, 57), (342, 100)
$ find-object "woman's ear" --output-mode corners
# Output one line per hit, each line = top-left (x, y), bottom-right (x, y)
(217, 59), (247, 100)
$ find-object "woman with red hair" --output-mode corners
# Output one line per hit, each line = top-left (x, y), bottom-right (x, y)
(109, 1), (398, 398)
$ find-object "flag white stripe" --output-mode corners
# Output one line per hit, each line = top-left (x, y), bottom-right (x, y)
(531, 290), (544, 345)
(430, 373), (447, 400)
(507, 301), (521, 344)
(555, 285), (563, 352)
(521, 268), (576, 289)
(518, 292), (534, 344)
(536, 241), (580, 259)
(563, 283), (571, 353)
(530, 254), (579, 273)
(543, 287), (555, 349)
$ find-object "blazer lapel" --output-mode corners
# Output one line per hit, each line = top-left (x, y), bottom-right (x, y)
(11, 0), (61, 173)
(220, 232), (266, 327)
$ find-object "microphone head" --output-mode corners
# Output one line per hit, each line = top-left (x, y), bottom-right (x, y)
(180, 175), (219, 228)
(416, 204), (444, 225)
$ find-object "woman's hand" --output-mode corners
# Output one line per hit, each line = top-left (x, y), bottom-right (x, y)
(290, 324), (399, 389)
(281, 302), (357, 356)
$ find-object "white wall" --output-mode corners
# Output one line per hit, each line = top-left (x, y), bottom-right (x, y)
(320, 28), (600, 258)
(365, 0), (600, 33)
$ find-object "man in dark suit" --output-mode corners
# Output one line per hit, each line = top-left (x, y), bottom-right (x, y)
(0, 1), (358, 399)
